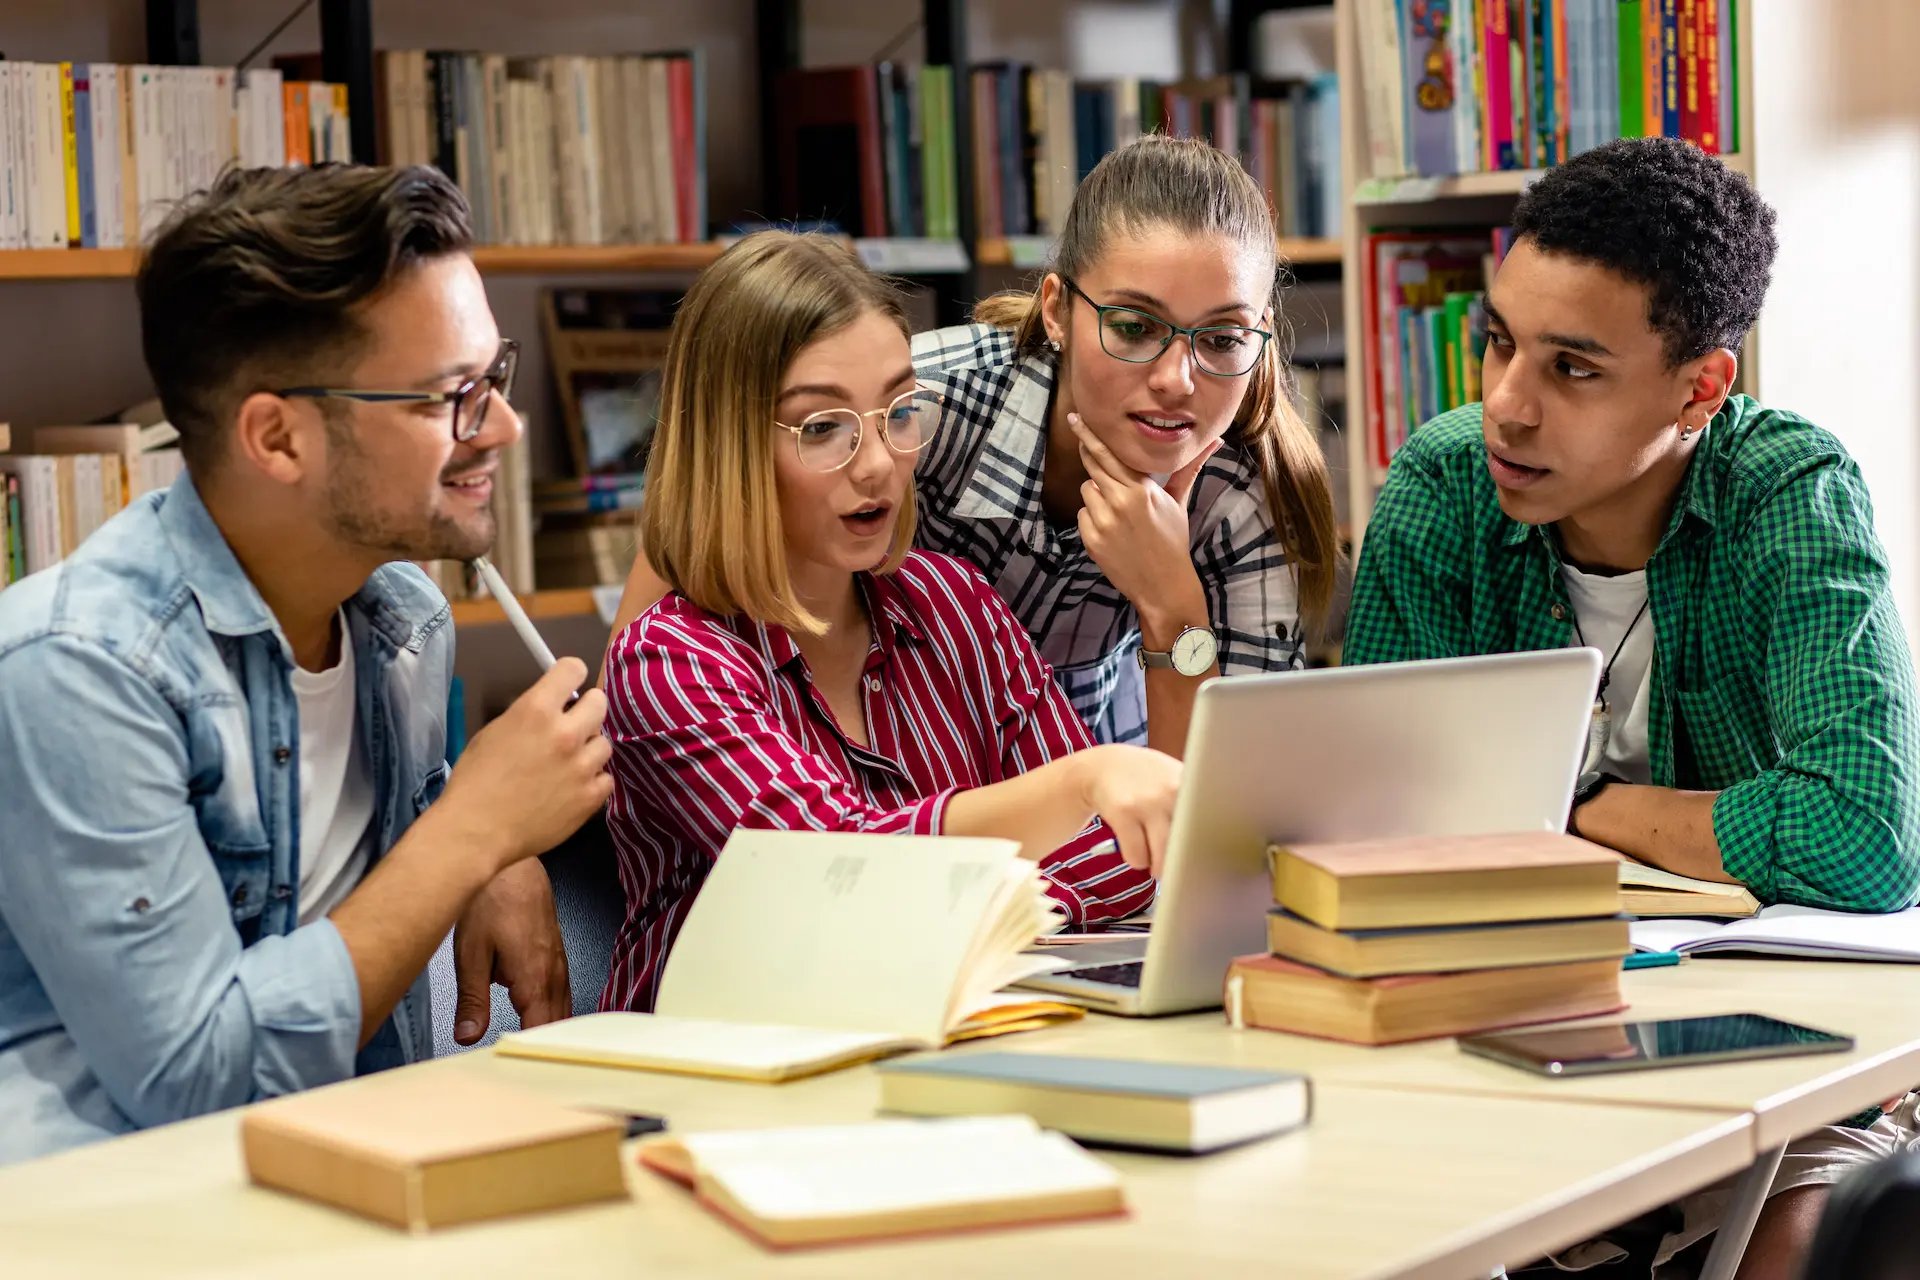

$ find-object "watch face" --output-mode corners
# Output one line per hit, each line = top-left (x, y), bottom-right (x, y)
(1171, 627), (1217, 676)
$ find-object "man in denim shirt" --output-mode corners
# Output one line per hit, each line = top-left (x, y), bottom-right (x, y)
(0, 165), (614, 1162)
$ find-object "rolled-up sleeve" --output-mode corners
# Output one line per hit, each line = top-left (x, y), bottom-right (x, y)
(0, 634), (360, 1129)
(1713, 459), (1920, 910)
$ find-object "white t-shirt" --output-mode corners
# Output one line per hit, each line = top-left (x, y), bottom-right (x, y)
(1560, 566), (1654, 786)
(290, 614), (375, 926)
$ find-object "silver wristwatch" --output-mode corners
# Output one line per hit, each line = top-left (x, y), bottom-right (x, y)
(1136, 626), (1219, 677)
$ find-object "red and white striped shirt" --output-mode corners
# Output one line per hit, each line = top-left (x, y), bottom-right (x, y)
(599, 550), (1156, 1012)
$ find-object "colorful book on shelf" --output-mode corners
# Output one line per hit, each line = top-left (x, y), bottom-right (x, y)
(637, 1116), (1126, 1249)
(876, 1052), (1311, 1154)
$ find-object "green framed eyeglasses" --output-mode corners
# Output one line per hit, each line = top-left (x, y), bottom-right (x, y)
(1060, 278), (1273, 377)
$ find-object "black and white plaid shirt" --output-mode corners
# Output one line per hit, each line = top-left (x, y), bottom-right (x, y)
(910, 323), (1305, 746)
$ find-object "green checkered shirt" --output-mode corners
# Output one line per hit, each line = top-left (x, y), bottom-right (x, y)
(1346, 397), (1920, 912)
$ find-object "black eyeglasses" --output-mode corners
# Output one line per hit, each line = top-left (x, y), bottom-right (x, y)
(1061, 278), (1272, 377)
(277, 339), (519, 443)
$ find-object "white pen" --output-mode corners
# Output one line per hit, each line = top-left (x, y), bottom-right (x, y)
(471, 555), (558, 671)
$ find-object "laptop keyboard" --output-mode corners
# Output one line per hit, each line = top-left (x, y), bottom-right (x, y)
(1064, 960), (1145, 988)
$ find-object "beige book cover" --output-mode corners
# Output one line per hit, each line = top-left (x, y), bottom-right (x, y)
(241, 1074), (625, 1232)
(1270, 832), (1623, 930)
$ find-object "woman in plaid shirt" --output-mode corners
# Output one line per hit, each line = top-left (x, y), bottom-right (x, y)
(598, 233), (1177, 1011)
(908, 136), (1342, 755)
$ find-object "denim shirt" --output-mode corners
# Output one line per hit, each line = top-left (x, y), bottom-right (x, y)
(0, 473), (453, 1163)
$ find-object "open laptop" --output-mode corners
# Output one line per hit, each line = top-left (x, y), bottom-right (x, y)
(1017, 649), (1603, 1016)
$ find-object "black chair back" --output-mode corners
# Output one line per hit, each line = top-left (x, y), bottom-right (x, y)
(1799, 1148), (1920, 1280)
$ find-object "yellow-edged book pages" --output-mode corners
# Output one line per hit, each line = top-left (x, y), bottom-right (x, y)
(638, 1115), (1125, 1249)
(497, 1013), (913, 1083)
(1617, 859), (1760, 918)
(656, 831), (1082, 1048)
(1268, 832), (1622, 930)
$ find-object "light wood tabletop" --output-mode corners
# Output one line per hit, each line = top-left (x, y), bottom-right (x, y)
(6, 957), (1915, 1279)
(0, 1048), (1751, 1280)
(1017, 959), (1920, 1150)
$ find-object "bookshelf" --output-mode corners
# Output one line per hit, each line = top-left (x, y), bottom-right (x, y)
(0, 245), (728, 281)
(1334, 0), (1760, 546)
(973, 236), (1343, 271)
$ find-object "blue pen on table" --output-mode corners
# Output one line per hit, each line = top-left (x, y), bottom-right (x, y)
(1623, 950), (1686, 970)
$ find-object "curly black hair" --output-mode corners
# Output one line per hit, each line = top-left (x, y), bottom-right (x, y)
(1511, 136), (1778, 367)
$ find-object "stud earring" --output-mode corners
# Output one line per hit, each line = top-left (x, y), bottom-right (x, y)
(1047, 339), (1061, 353)
(1679, 421), (1696, 441)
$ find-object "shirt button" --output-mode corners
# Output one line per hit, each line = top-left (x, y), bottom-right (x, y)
(232, 884), (250, 907)
(273, 745), (291, 765)
(130, 896), (151, 914)
(1550, 603), (1569, 622)
(865, 675), (880, 691)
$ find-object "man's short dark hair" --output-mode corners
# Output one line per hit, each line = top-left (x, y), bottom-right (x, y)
(1511, 136), (1778, 367)
(137, 163), (473, 471)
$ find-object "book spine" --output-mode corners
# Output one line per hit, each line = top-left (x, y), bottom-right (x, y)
(668, 57), (697, 244)
(59, 64), (81, 246)
(1696, 0), (1720, 153)
(1616, 0), (1644, 137)
(0, 65), (18, 249)
(1659, 0), (1680, 137)
(1678, 0), (1700, 146)
(72, 66), (97, 247)
(1484, 0), (1515, 168)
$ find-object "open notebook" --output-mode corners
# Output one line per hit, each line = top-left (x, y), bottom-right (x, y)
(637, 1116), (1126, 1248)
(498, 831), (1082, 1080)
(1631, 904), (1920, 961)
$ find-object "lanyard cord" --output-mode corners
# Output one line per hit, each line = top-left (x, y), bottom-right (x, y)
(1571, 595), (1652, 700)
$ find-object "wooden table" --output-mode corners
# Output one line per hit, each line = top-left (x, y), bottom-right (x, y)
(0, 1054), (1749, 1280)
(1, 958), (1911, 1280)
(1019, 959), (1920, 1150)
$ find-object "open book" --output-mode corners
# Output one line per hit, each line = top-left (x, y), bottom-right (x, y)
(637, 1115), (1126, 1248)
(498, 831), (1082, 1080)
(1618, 858), (1760, 919)
(1631, 904), (1920, 962)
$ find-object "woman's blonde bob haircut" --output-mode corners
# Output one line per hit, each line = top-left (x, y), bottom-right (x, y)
(641, 231), (917, 636)
(974, 134), (1341, 634)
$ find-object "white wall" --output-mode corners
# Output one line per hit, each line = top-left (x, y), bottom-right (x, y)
(1748, 0), (1920, 654)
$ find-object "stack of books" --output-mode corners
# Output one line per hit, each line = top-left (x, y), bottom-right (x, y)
(1226, 832), (1631, 1045)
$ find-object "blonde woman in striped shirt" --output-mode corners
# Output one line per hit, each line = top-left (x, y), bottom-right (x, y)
(598, 233), (1178, 1012)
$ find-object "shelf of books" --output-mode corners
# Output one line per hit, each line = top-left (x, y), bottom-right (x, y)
(1335, 0), (1752, 545)
(0, 50), (710, 262)
(0, 244), (732, 281)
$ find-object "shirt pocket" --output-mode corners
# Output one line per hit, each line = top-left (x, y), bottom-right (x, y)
(411, 761), (449, 816)
(1672, 674), (1771, 791)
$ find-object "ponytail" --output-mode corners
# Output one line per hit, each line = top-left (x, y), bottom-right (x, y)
(972, 135), (1341, 634)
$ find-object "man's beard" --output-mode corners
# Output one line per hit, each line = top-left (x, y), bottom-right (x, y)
(323, 424), (495, 563)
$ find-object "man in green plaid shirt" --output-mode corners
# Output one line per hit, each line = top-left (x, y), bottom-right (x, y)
(1346, 139), (1920, 1278)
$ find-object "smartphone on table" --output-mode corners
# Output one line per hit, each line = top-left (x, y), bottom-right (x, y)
(1458, 1013), (1854, 1077)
